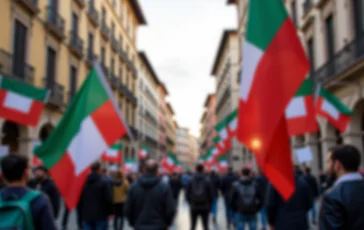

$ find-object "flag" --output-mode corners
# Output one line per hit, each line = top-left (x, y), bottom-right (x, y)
(138, 146), (149, 159)
(102, 143), (123, 163)
(216, 155), (228, 173)
(315, 86), (353, 132)
(285, 78), (318, 135)
(34, 63), (130, 210)
(226, 110), (238, 138)
(215, 110), (237, 145)
(237, 0), (309, 200)
(32, 141), (43, 166)
(204, 148), (215, 167)
(161, 153), (180, 172)
(123, 158), (137, 173)
(0, 76), (49, 127)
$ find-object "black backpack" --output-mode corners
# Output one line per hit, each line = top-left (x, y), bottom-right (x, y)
(190, 178), (208, 204)
(235, 181), (260, 214)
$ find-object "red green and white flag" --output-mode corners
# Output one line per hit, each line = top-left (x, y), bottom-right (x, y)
(0, 76), (49, 127)
(315, 86), (353, 132)
(32, 141), (43, 166)
(226, 110), (238, 138)
(237, 0), (309, 200)
(213, 136), (231, 158)
(216, 155), (228, 173)
(285, 78), (318, 135)
(102, 143), (123, 163)
(34, 63), (130, 210)
(138, 146), (149, 159)
(204, 148), (216, 167)
(123, 158), (137, 173)
(161, 153), (180, 172)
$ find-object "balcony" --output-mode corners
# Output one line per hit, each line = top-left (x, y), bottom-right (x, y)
(110, 74), (119, 89)
(146, 135), (158, 148)
(14, 0), (39, 15)
(216, 87), (231, 114)
(87, 5), (99, 27)
(100, 22), (110, 40)
(45, 6), (65, 41)
(303, 0), (313, 16)
(130, 127), (138, 139)
(0, 49), (34, 85)
(101, 64), (109, 78)
(74, 0), (85, 8)
(167, 137), (174, 146)
(111, 36), (118, 52)
(118, 82), (137, 105)
(119, 48), (128, 62)
(86, 50), (96, 68)
(43, 78), (64, 108)
(69, 31), (84, 59)
(313, 35), (364, 84)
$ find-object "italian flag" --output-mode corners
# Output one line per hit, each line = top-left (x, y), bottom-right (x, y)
(32, 141), (43, 166)
(161, 153), (180, 172)
(204, 149), (215, 167)
(213, 136), (231, 158)
(237, 0), (309, 200)
(316, 87), (353, 132)
(285, 78), (318, 136)
(102, 143), (123, 163)
(215, 110), (237, 145)
(123, 158), (137, 173)
(34, 63), (129, 210)
(216, 155), (228, 173)
(0, 76), (49, 127)
(138, 146), (149, 159)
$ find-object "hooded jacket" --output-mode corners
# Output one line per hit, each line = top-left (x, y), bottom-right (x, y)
(186, 173), (214, 211)
(124, 174), (176, 230)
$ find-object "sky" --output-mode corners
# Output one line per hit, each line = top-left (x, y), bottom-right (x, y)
(138, 0), (236, 137)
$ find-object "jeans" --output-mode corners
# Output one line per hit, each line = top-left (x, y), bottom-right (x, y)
(224, 198), (234, 225)
(62, 203), (82, 229)
(234, 213), (257, 230)
(260, 207), (267, 228)
(310, 200), (317, 221)
(83, 220), (108, 230)
(190, 210), (209, 230)
(211, 198), (218, 217)
(113, 203), (124, 230)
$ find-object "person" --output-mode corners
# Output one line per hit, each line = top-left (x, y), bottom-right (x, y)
(209, 170), (220, 223)
(61, 200), (82, 230)
(161, 172), (170, 184)
(220, 166), (239, 229)
(230, 167), (263, 230)
(186, 164), (214, 230)
(255, 168), (268, 230)
(0, 154), (56, 230)
(169, 172), (182, 201)
(266, 167), (313, 230)
(79, 162), (113, 230)
(303, 167), (319, 225)
(0, 174), (6, 189)
(320, 145), (364, 230)
(318, 170), (328, 194)
(27, 165), (61, 218)
(112, 170), (129, 230)
(125, 159), (176, 230)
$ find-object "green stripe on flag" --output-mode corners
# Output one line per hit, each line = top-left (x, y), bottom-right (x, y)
(110, 143), (123, 150)
(0, 76), (48, 101)
(217, 155), (227, 162)
(246, 0), (288, 50)
(215, 110), (237, 132)
(295, 79), (313, 97)
(319, 88), (353, 115)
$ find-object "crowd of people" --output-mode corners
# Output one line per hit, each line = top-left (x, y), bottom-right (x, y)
(0, 144), (364, 230)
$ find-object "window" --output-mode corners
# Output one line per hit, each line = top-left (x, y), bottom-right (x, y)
(101, 7), (106, 24)
(291, 0), (297, 27)
(119, 67), (122, 79)
(119, 34), (123, 47)
(353, 0), (364, 54)
(46, 47), (56, 87)
(111, 57), (115, 75)
(100, 47), (105, 64)
(111, 22), (115, 37)
(88, 32), (94, 58)
(307, 38), (315, 76)
(12, 20), (27, 79)
(71, 12), (78, 35)
(69, 66), (77, 99)
(325, 15), (335, 61)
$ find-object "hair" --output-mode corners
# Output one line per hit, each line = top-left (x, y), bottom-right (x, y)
(1, 154), (29, 182)
(145, 160), (158, 174)
(242, 167), (251, 176)
(305, 167), (311, 174)
(91, 162), (101, 172)
(331, 145), (361, 172)
(114, 171), (123, 180)
(34, 165), (48, 174)
(196, 164), (204, 173)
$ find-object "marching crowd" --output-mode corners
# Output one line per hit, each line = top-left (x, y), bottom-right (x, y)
(0, 144), (364, 230)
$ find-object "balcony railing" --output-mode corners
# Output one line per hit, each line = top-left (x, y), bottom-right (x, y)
(87, 5), (99, 27)
(313, 34), (364, 84)
(15, 0), (39, 15)
(69, 31), (84, 58)
(101, 63), (109, 78)
(111, 36), (118, 52)
(303, 0), (313, 15)
(0, 49), (35, 85)
(110, 74), (119, 89)
(119, 48), (127, 61)
(118, 81), (137, 105)
(130, 127), (138, 139)
(45, 6), (65, 40)
(43, 78), (64, 107)
(100, 22), (110, 40)
(86, 49), (95, 67)
(74, 0), (85, 8)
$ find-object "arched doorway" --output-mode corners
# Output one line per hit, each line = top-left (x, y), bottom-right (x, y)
(1, 121), (20, 153)
(38, 123), (54, 142)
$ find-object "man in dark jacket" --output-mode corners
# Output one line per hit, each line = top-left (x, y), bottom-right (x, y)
(320, 145), (364, 230)
(79, 162), (113, 230)
(209, 170), (220, 223)
(267, 169), (313, 230)
(169, 172), (182, 201)
(220, 166), (239, 229)
(0, 154), (57, 230)
(186, 164), (214, 230)
(255, 169), (268, 230)
(27, 165), (61, 218)
(303, 167), (319, 225)
(125, 159), (176, 230)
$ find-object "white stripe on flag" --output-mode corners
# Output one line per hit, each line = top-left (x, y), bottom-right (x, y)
(220, 128), (228, 140)
(106, 148), (118, 157)
(229, 117), (237, 131)
(285, 97), (306, 118)
(219, 161), (227, 167)
(322, 99), (340, 120)
(4, 92), (33, 113)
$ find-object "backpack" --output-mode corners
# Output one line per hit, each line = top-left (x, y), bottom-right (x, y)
(0, 190), (41, 230)
(235, 182), (260, 214)
(190, 178), (208, 204)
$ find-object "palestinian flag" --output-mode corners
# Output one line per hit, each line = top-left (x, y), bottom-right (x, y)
(138, 146), (149, 159)
(285, 78), (318, 135)
(102, 143), (123, 163)
(34, 63), (130, 210)
(123, 158), (137, 173)
(32, 141), (43, 166)
(161, 153), (180, 172)
(0, 76), (49, 127)
(316, 87), (353, 132)
(216, 155), (228, 173)
(237, 0), (309, 200)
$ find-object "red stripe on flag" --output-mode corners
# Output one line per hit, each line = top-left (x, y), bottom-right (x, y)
(316, 98), (350, 132)
(0, 90), (44, 127)
(91, 100), (127, 145)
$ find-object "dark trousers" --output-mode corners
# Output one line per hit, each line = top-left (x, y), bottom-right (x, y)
(190, 209), (209, 230)
(62, 203), (82, 229)
(113, 203), (125, 230)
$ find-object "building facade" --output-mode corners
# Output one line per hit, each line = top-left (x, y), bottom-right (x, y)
(200, 94), (217, 155)
(166, 103), (177, 153)
(0, 0), (146, 160)
(177, 127), (198, 166)
(157, 83), (169, 159)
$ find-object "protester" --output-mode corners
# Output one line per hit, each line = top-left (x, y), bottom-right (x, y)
(27, 165), (61, 218)
(169, 172), (182, 201)
(61, 200), (82, 230)
(186, 164), (214, 230)
(266, 167), (313, 230)
(0, 154), (57, 230)
(112, 170), (129, 230)
(320, 145), (364, 230)
(255, 168), (268, 230)
(161, 172), (170, 184)
(220, 166), (239, 229)
(125, 159), (176, 229)
(318, 170), (328, 194)
(209, 170), (220, 223)
(230, 167), (262, 230)
(79, 162), (113, 230)
(303, 167), (319, 225)
(0, 174), (6, 189)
